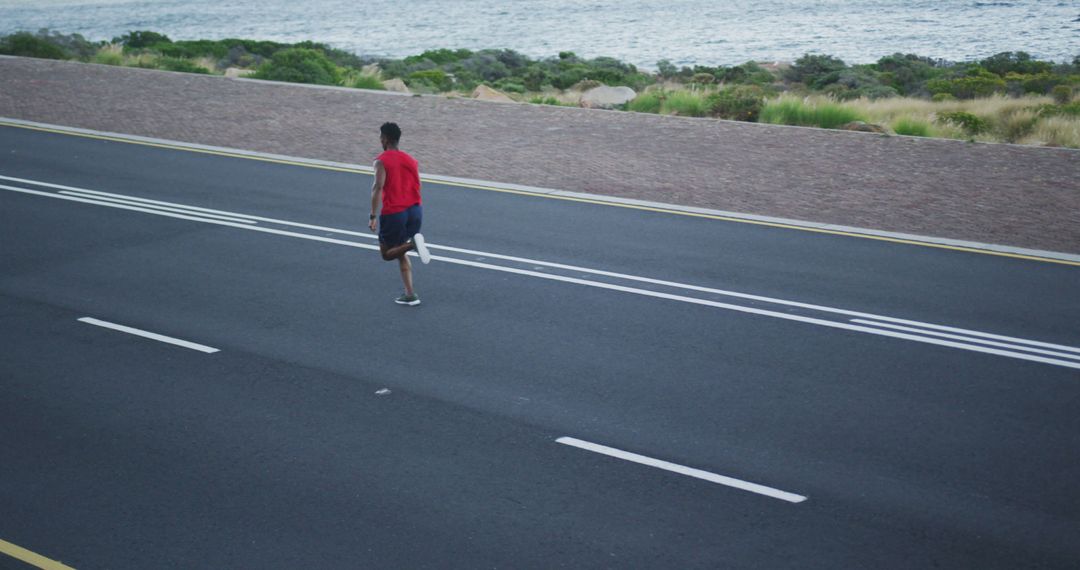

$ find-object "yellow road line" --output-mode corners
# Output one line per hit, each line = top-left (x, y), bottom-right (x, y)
(0, 539), (76, 570)
(2, 119), (1076, 267)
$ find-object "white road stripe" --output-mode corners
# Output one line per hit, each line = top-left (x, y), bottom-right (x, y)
(852, 315), (1080, 355)
(5, 179), (1078, 370)
(0, 184), (252, 226)
(13, 174), (1079, 358)
(57, 191), (257, 224)
(437, 257), (1080, 370)
(851, 319), (1080, 361)
(556, 437), (807, 503)
(77, 317), (219, 353)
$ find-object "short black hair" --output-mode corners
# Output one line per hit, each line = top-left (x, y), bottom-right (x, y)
(380, 122), (402, 144)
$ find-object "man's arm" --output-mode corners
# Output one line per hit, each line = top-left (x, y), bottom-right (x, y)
(369, 160), (385, 232)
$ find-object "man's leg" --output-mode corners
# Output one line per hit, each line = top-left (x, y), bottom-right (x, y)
(380, 241), (414, 261)
(398, 254), (414, 296)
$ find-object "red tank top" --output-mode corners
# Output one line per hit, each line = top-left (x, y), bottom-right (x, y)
(377, 149), (421, 215)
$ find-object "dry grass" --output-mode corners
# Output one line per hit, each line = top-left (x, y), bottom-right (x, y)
(195, 56), (219, 73)
(844, 94), (1053, 123)
(831, 94), (1079, 147)
(1017, 115), (1080, 148)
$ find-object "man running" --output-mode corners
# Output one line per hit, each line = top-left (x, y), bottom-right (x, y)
(368, 122), (431, 306)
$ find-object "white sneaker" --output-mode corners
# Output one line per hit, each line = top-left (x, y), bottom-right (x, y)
(413, 233), (431, 264)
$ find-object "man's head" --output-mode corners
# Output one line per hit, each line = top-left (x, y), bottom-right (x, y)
(380, 122), (402, 149)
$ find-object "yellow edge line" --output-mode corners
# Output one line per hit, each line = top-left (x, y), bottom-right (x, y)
(0, 539), (76, 570)
(3, 120), (1077, 267)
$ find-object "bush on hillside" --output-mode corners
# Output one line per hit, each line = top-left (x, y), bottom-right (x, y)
(707, 85), (765, 121)
(936, 111), (990, 134)
(926, 67), (1006, 99)
(719, 61), (776, 86)
(408, 69), (453, 91)
(873, 53), (945, 96)
(892, 117), (932, 137)
(1004, 72), (1073, 96)
(760, 98), (865, 129)
(784, 53), (847, 86)
(345, 72), (384, 90)
(662, 91), (709, 116)
(1051, 85), (1074, 105)
(113, 30), (171, 49)
(252, 48), (341, 85)
(627, 91), (664, 113)
(17, 30), (101, 60)
(0, 31), (68, 59)
(979, 51), (1052, 76)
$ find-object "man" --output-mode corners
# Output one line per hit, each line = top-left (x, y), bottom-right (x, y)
(368, 122), (431, 306)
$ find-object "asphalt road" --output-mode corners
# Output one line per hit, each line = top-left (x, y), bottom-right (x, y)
(2, 124), (1079, 569)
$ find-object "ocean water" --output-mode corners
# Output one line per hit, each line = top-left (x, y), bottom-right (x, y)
(1, 0), (1077, 67)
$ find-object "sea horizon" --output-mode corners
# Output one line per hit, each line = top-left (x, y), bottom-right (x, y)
(1, 0), (1077, 68)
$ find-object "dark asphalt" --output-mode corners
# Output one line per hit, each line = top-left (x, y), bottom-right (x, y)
(2, 125), (1079, 569)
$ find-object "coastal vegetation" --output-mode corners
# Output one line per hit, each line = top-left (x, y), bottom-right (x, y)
(3, 29), (1078, 147)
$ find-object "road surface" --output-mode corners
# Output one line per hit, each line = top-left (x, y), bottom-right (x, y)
(2, 124), (1078, 569)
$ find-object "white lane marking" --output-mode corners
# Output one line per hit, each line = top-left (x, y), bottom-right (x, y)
(852, 319), (1080, 361)
(438, 257), (1080, 370)
(853, 315), (1080, 355)
(556, 437), (807, 503)
(77, 317), (219, 353)
(57, 191), (257, 224)
(5, 181), (1078, 370)
(12, 175), (1078, 356)
(1, 174), (362, 235)
(0, 184), (251, 226)
(28, 178), (1076, 359)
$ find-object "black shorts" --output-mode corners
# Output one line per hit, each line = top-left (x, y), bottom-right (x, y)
(378, 204), (422, 247)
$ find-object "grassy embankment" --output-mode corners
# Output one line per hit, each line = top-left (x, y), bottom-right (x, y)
(3, 30), (1078, 147)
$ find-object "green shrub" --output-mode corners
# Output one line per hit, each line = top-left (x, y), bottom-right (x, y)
(627, 91), (664, 113)
(112, 30), (171, 49)
(1052, 85), (1074, 104)
(4, 30), (100, 60)
(157, 57), (210, 74)
(785, 53), (847, 86)
(1055, 101), (1080, 116)
(408, 69), (452, 91)
(656, 59), (679, 79)
(926, 67), (1006, 99)
(621, 71), (656, 92)
(723, 61), (777, 86)
(979, 51), (1052, 76)
(1005, 71), (1066, 95)
(347, 73), (384, 90)
(92, 49), (123, 66)
(522, 67), (550, 91)
(998, 110), (1039, 142)
(892, 117), (932, 137)
(760, 98), (865, 129)
(932, 92), (957, 102)
(528, 96), (571, 106)
(219, 45), (263, 69)
(691, 72), (715, 85)
(874, 53), (944, 95)
(404, 48), (473, 66)
(494, 79), (525, 93)
(0, 31), (68, 59)
(936, 111), (990, 134)
(662, 91), (709, 117)
(707, 85), (765, 121)
(252, 48), (341, 85)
